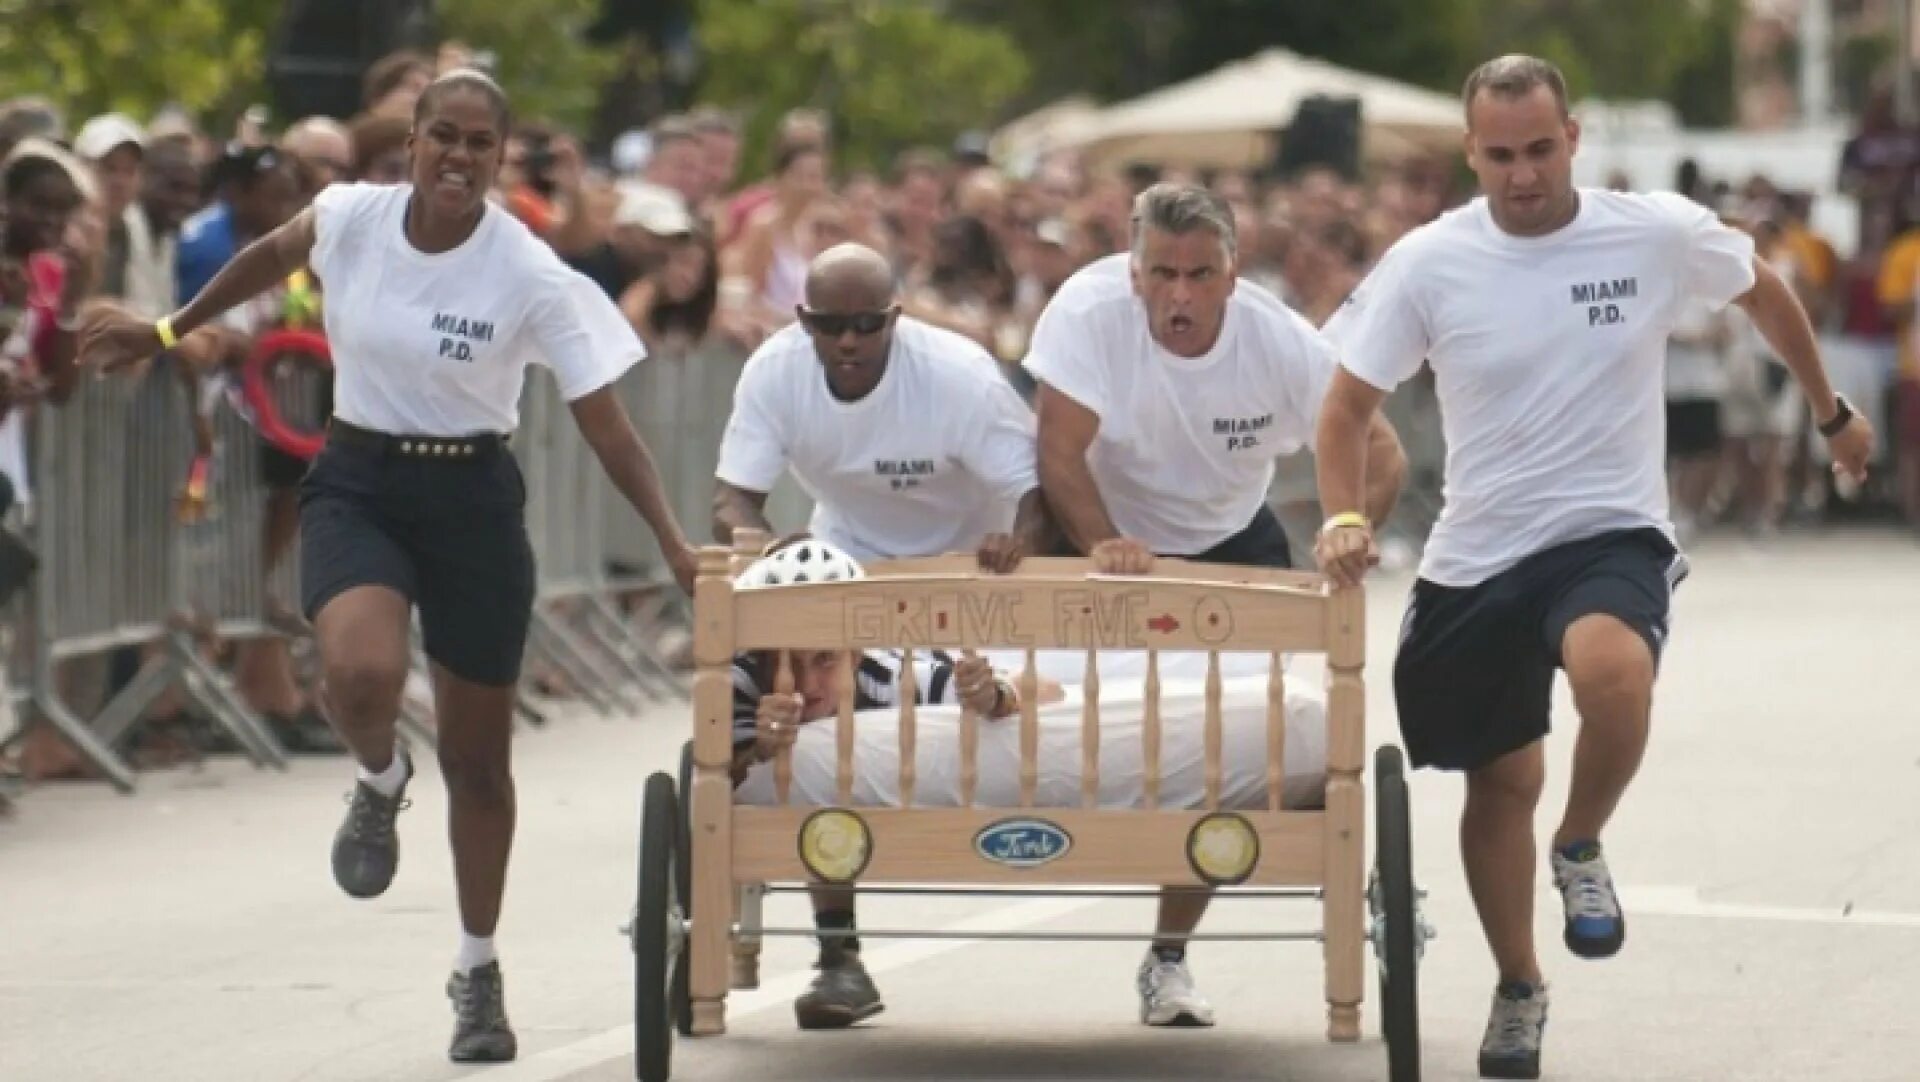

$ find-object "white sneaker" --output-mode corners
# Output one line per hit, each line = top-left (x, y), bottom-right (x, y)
(1136, 952), (1216, 1027)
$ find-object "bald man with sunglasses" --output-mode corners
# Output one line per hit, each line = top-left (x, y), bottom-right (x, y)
(712, 241), (1048, 1029)
(714, 242), (1048, 570)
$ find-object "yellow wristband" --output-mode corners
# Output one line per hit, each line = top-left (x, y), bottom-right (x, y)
(155, 317), (179, 350)
(1322, 511), (1369, 533)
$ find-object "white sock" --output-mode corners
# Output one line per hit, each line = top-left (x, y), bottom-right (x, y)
(356, 746), (409, 799)
(456, 932), (497, 974)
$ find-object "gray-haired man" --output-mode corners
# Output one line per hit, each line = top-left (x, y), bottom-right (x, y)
(1021, 183), (1406, 1026)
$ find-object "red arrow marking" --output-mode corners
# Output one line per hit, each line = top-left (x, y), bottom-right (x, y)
(1147, 613), (1181, 634)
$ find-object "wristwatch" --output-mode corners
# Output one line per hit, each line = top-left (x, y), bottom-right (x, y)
(1817, 394), (1855, 439)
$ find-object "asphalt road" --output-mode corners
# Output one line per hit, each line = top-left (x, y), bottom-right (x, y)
(4, 530), (1917, 1082)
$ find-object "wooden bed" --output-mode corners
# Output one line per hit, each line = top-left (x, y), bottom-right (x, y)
(627, 533), (1424, 1082)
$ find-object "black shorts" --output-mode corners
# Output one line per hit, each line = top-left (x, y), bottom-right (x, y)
(1393, 528), (1686, 772)
(1187, 504), (1293, 568)
(299, 435), (536, 686)
(1050, 504), (1294, 569)
(1665, 399), (1721, 458)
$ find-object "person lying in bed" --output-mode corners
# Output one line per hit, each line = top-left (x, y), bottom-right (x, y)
(727, 539), (1024, 1030)
(726, 539), (1218, 1032)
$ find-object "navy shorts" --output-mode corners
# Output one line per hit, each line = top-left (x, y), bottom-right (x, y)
(1051, 505), (1294, 569)
(1188, 504), (1293, 568)
(1393, 528), (1686, 772)
(299, 435), (536, 687)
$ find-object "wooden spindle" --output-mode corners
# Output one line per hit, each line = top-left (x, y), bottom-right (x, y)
(689, 544), (738, 1036)
(773, 651), (794, 805)
(730, 528), (769, 576)
(1323, 585), (1367, 1042)
(1081, 649), (1100, 808)
(1143, 649), (1161, 810)
(898, 648), (917, 808)
(837, 652), (856, 805)
(1204, 650), (1223, 809)
(1019, 648), (1038, 806)
(1267, 651), (1287, 811)
(959, 650), (980, 807)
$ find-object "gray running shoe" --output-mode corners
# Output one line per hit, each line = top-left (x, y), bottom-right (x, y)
(330, 751), (413, 899)
(1552, 842), (1626, 958)
(1478, 980), (1549, 1080)
(1136, 952), (1217, 1027)
(447, 960), (518, 1063)
(794, 951), (884, 1029)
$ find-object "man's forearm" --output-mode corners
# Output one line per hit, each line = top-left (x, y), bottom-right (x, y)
(1315, 400), (1374, 523)
(1361, 417), (1407, 528)
(1009, 487), (1052, 553)
(1037, 452), (1119, 553)
(712, 484), (773, 544)
(1744, 264), (1838, 417)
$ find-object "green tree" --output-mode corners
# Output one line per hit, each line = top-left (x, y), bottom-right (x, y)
(437, 0), (622, 131)
(0, 0), (276, 125)
(1471, 0), (1728, 104)
(1660, 0), (1745, 128)
(955, 0), (1480, 111)
(694, 0), (1030, 173)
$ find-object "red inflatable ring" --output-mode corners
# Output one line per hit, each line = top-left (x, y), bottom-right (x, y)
(241, 328), (332, 461)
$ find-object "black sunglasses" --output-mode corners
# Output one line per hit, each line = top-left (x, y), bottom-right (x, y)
(797, 308), (894, 337)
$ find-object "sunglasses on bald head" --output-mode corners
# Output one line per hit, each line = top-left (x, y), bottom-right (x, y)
(797, 306), (896, 337)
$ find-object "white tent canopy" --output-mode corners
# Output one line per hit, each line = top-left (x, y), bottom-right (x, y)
(1059, 47), (1466, 171)
(989, 95), (1106, 175)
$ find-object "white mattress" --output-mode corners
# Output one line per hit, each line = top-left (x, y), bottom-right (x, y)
(735, 661), (1328, 811)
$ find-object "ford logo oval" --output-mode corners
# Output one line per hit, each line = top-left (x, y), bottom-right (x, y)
(973, 818), (1073, 869)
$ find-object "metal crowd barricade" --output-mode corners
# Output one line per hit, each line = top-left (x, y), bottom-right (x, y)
(25, 362), (287, 792)
(514, 369), (683, 719)
(607, 339), (814, 580)
(21, 343), (724, 790)
(245, 348), (439, 747)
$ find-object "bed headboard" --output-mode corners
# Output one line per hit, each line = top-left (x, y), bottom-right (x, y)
(722, 570), (1334, 653)
(708, 531), (1344, 654)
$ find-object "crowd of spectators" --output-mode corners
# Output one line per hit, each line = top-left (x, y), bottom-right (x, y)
(2, 43), (1914, 806)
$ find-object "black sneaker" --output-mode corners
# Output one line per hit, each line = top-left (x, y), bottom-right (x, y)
(794, 951), (884, 1029)
(447, 960), (518, 1063)
(330, 751), (413, 899)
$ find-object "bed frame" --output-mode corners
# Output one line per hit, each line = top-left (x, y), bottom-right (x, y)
(629, 532), (1422, 1082)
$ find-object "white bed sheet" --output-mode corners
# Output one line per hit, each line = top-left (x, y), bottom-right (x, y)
(734, 672), (1328, 811)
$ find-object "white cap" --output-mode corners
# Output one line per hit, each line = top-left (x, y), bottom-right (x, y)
(613, 180), (694, 235)
(2, 138), (99, 202)
(74, 113), (147, 161)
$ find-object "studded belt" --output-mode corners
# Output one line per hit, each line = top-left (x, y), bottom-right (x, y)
(326, 418), (510, 460)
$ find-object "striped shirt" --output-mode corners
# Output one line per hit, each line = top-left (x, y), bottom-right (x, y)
(732, 650), (958, 748)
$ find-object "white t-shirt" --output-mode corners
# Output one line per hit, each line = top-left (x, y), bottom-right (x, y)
(1022, 253), (1336, 555)
(715, 317), (1038, 562)
(309, 183), (642, 435)
(1324, 190), (1756, 587)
